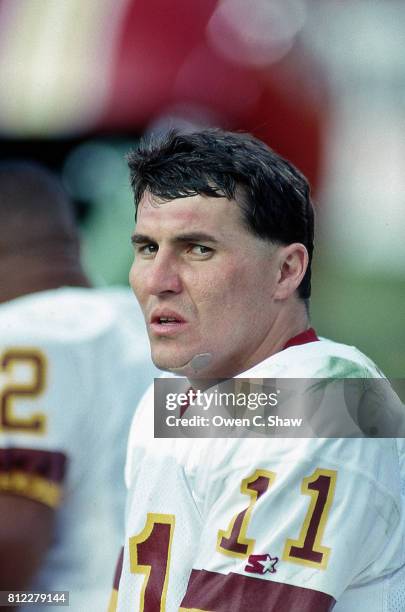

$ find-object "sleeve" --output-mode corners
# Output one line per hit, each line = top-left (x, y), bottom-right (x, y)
(0, 339), (93, 508)
(180, 439), (403, 611)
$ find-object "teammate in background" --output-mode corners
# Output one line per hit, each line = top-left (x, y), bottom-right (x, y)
(0, 162), (157, 611)
(113, 130), (405, 611)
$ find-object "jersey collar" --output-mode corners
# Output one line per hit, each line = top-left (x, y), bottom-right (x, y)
(282, 327), (318, 350)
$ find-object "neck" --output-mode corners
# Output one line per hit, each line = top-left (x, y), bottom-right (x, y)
(0, 253), (91, 304)
(188, 298), (310, 386)
(255, 300), (310, 361)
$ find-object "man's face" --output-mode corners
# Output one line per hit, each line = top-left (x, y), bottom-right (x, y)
(130, 193), (282, 377)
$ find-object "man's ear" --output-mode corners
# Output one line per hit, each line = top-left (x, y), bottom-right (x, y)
(273, 243), (308, 300)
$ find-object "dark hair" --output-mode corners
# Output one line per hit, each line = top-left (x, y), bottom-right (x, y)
(127, 129), (314, 300)
(0, 160), (77, 238)
(0, 160), (78, 253)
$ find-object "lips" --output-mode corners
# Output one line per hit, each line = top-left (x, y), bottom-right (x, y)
(149, 309), (187, 336)
(150, 309), (186, 325)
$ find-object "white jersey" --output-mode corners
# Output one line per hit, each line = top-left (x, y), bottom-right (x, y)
(0, 287), (159, 611)
(116, 335), (405, 611)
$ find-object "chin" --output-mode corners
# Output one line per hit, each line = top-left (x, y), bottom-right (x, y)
(151, 350), (193, 373)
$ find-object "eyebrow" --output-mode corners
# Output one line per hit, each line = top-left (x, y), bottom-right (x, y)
(131, 233), (155, 245)
(131, 232), (219, 245)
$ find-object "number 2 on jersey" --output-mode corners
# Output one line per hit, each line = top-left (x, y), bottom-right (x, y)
(0, 348), (47, 433)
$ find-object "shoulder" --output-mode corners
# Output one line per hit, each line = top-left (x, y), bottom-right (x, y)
(248, 337), (384, 379)
(0, 287), (113, 343)
(0, 286), (144, 338)
(0, 286), (149, 351)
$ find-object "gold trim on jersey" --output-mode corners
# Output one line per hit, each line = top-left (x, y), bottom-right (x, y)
(107, 588), (118, 612)
(0, 469), (63, 508)
(179, 608), (214, 612)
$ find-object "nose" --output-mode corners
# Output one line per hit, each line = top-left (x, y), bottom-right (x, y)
(145, 252), (183, 296)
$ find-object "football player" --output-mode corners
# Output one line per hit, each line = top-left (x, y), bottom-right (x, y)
(0, 161), (158, 611)
(113, 130), (405, 611)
